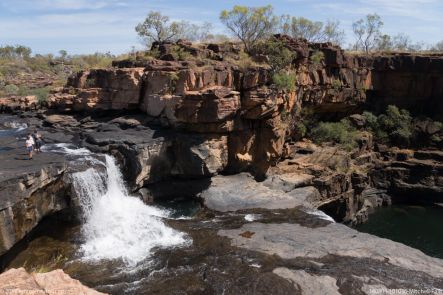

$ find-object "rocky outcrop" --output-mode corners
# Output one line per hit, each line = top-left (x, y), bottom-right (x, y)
(0, 125), (105, 257)
(48, 68), (144, 111)
(199, 173), (319, 212)
(291, 41), (443, 120)
(0, 95), (39, 112)
(370, 148), (443, 203)
(0, 268), (105, 294)
(0, 145), (69, 256)
(369, 54), (443, 119)
(83, 124), (173, 188)
(40, 38), (443, 180)
(40, 41), (294, 176)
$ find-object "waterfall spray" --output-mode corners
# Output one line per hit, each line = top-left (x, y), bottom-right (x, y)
(71, 155), (189, 265)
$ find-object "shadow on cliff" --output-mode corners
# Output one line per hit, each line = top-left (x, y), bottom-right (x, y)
(137, 126), (213, 201)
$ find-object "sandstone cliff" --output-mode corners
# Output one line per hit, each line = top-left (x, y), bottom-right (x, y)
(42, 37), (443, 181)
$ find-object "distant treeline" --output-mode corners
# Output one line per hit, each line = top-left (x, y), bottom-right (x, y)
(0, 45), (131, 100)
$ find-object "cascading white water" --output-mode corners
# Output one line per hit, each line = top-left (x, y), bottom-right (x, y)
(3, 121), (28, 131)
(71, 155), (189, 266)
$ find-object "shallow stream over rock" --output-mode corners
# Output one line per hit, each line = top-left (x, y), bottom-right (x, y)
(2, 204), (324, 294)
(1, 114), (443, 294)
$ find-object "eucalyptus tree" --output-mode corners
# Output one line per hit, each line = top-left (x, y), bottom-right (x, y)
(352, 14), (383, 52)
(220, 5), (278, 52)
(279, 16), (345, 45)
(135, 11), (186, 46)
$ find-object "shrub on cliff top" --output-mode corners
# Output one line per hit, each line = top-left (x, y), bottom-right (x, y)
(170, 45), (192, 61)
(4, 84), (19, 95)
(252, 37), (295, 72)
(310, 50), (324, 65)
(14, 85), (51, 103)
(227, 51), (260, 72)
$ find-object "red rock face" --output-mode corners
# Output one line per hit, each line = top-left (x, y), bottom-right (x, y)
(369, 55), (443, 118)
(49, 68), (144, 111)
(0, 95), (39, 112)
(41, 39), (443, 174)
(176, 87), (240, 123)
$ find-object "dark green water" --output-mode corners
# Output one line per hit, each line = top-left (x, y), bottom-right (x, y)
(355, 204), (443, 259)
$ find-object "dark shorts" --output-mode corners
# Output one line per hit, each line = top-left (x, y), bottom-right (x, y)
(27, 146), (33, 152)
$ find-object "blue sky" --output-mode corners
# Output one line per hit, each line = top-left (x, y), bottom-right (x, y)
(1, 0), (442, 55)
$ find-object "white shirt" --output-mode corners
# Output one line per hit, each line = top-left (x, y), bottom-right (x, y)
(26, 139), (33, 147)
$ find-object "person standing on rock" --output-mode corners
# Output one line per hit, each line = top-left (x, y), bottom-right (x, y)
(32, 130), (38, 152)
(33, 130), (43, 152)
(25, 134), (34, 160)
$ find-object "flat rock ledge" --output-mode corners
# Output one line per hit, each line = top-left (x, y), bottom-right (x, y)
(0, 268), (105, 294)
(218, 222), (443, 293)
(199, 173), (320, 212)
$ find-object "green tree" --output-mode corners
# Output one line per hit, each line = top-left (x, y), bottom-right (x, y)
(352, 14), (383, 53)
(58, 50), (68, 60)
(135, 11), (185, 46)
(322, 20), (345, 45)
(392, 33), (414, 51)
(0, 45), (31, 59)
(376, 34), (393, 51)
(0, 45), (15, 58)
(220, 5), (277, 53)
(288, 16), (323, 41)
(14, 45), (32, 59)
(181, 22), (213, 42)
(432, 40), (443, 51)
(279, 17), (344, 45)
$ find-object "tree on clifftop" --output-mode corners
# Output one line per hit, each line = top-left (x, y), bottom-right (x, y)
(279, 16), (345, 45)
(352, 14), (383, 53)
(220, 5), (277, 53)
(135, 11), (185, 46)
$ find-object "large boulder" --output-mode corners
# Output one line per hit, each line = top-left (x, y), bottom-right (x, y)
(199, 173), (319, 212)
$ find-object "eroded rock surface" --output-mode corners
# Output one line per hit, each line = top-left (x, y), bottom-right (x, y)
(199, 173), (319, 212)
(0, 268), (105, 294)
(219, 221), (443, 292)
(0, 132), (69, 256)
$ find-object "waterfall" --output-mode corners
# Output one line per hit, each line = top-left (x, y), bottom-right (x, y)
(71, 155), (189, 266)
